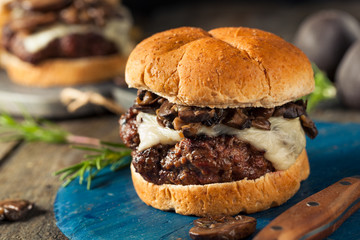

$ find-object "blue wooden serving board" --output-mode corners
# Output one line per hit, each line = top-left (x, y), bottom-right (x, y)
(54, 122), (360, 240)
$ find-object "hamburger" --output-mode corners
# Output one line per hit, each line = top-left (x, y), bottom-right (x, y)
(119, 27), (318, 216)
(0, 0), (133, 87)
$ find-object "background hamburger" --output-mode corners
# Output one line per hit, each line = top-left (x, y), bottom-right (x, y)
(0, 0), (133, 87)
(119, 26), (318, 216)
(0, 0), (11, 64)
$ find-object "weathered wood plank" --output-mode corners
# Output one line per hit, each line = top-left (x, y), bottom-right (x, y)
(0, 115), (121, 240)
(0, 141), (19, 163)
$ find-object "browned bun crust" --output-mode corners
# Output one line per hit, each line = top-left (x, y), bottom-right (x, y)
(131, 149), (309, 217)
(0, 1), (10, 29)
(0, 0), (11, 67)
(1, 51), (127, 87)
(126, 27), (314, 108)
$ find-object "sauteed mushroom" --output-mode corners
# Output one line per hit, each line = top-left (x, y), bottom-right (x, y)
(9, 12), (57, 32)
(300, 115), (318, 139)
(0, 199), (34, 221)
(251, 117), (271, 130)
(189, 215), (257, 240)
(274, 100), (306, 118)
(178, 106), (212, 123)
(250, 107), (274, 119)
(182, 123), (202, 138)
(223, 109), (250, 129)
(133, 90), (318, 139)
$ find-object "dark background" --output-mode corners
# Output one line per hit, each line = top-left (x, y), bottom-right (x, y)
(122, 0), (360, 42)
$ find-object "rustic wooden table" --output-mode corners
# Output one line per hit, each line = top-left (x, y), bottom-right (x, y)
(0, 115), (121, 240)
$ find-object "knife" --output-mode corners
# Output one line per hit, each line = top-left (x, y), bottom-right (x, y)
(253, 176), (360, 240)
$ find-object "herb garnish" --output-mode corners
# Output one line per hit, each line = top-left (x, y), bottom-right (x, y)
(0, 113), (131, 189)
(0, 113), (69, 143)
(54, 143), (131, 190)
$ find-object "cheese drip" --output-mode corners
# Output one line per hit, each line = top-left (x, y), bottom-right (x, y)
(23, 8), (133, 55)
(136, 112), (306, 171)
(136, 112), (182, 152)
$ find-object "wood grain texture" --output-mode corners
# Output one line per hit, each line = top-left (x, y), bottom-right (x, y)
(253, 176), (360, 240)
(0, 115), (120, 240)
(0, 141), (19, 164)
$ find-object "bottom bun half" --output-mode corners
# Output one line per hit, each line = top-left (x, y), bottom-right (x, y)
(131, 149), (309, 217)
(1, 51), (127, 87)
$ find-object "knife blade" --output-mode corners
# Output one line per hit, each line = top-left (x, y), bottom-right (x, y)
(253, 176), (360, 240)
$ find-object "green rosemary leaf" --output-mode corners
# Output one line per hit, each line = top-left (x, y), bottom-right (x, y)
(79, 164), (88, 185)
(0, 113), (132, 190)
(55, 142), (132, 190)
(71, 146), (104, 152)
(0, 113), (69, 143)
(90, 169), (101, 179)
(59, 170), (76, 181)
(110, 156), (131, 171)
(96, 157), (102, 170)
(54, 162), (84, 175)
(62, 173), (80, 187)
(100, 141), (127, 148)
(87, 169), (92, 190)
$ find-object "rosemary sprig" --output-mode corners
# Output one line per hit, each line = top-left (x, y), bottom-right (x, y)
(54, 142), (132, 190)
(0, 113), (132, 190)
(0, 113), (69, 143)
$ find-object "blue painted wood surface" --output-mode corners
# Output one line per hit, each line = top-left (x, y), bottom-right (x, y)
(54, 122), (360, 240)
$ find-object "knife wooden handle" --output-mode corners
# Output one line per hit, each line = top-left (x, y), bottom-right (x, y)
(253, 176), (360, 240)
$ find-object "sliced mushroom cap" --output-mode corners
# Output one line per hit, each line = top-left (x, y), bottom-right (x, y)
(178, 106), (211, 123)
(251, 117), (271, 130)
(0, 199), (34, 221)
(182, 123), (202, 138)
(9, 12), (57, 32)
(158, 100), (176, 119)
(300, 115), (319, 139)
(250, 107), (274, 119)
(60, 6), (78, 24)
(156, 115), (173, 129)
(223, 109), (251, 129)
(0, 207), (5, 221)
(134, 90), (163, 113)
(173, 117), (186, 131)
(136, 91), (161, 106)
(202, 108), (225, 126)
(274, 100), (306, 118)
(189, 215), (257, 240)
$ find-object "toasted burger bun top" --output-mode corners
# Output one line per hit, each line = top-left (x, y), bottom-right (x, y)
(126, 27), (314, 108)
